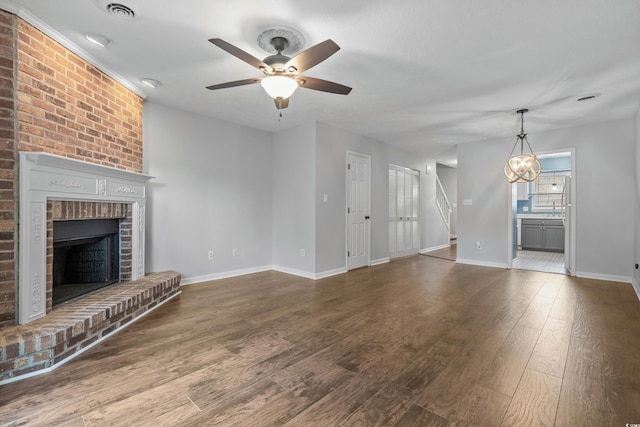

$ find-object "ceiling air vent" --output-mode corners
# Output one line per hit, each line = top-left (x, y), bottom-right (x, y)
(106, 3), (137, 19)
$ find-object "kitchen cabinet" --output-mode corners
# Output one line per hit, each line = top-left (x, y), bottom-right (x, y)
(521, 218), (564, 252)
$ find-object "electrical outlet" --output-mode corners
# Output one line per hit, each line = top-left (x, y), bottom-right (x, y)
(300, 249), (306, 257)
(232, 248), (238, 256)
(208, 251), (214, 260)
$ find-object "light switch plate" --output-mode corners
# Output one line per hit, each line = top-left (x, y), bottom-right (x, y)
(463, 199), (472, 206)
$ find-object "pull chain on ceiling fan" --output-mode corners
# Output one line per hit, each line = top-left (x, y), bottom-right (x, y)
(206, 29), (352, 110)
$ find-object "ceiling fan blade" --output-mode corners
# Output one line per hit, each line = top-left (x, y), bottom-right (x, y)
(206, 78), (260, 90)
(274, 97), (289, 110)
(209, 38), (271, 72)
(297, 76), (352, 95)
(285, 39), (340, 73)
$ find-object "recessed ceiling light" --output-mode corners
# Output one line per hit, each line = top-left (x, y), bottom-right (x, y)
(576, 93), (601, 103)
(141, 78), (162, 89)
(84, 33), (112, 48)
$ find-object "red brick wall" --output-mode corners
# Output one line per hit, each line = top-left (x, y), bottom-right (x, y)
(0, 11), (144, 327)
(16, 20), (143, 172)
(0, 11), (16, 327)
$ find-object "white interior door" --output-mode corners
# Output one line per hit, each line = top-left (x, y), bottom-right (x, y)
(389, 165), (420, 259)
(347, 153), (371, 270)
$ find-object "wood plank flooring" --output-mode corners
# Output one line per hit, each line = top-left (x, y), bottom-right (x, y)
(1, 255), (640, 426)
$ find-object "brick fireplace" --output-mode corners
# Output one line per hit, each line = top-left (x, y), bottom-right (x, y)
(0, 10), (148, 327)
(18, 152), (151, 324)
(0, 10), (182, 383)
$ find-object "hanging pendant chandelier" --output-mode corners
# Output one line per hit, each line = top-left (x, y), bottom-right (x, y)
(504, 109), (541, 183)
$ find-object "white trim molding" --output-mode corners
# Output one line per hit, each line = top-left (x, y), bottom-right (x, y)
(272, 265), (317, 280)
(18, 152), (153, 324)
(315, 267), (348, 279)
(184, 264), (352, 285)
(420, 244), (451, 254)
(369, 257), (390, 266)
(632, 278), (640, 302)
(575, 271), (632, 284)
(456, 258), (508, 269)
(180, 265), (273, 286)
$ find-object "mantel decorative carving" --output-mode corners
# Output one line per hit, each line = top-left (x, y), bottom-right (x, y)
(18, 152), (153, 324)
(48, 178), (85, 189)
(115, 186), (138, 194)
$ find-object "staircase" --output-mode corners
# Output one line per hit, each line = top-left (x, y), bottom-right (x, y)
(435, 175), (452, 235)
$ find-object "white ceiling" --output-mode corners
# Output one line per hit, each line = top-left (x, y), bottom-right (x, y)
(4, 0), (640, 165)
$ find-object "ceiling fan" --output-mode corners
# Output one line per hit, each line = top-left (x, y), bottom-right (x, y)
(206, 34), (352, 110)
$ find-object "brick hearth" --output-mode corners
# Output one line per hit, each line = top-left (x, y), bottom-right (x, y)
(0, 271), (181, 383)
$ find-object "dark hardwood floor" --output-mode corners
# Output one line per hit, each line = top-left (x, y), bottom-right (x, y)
(1, 255), (639, 426)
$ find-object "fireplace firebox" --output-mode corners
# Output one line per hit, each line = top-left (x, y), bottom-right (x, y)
(53, 219), (120, 305)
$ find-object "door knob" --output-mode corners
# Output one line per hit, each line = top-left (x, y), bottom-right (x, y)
(365, 216), (370, 220)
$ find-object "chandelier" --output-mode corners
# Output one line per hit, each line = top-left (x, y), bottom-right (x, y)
(504, 109), (541, 183)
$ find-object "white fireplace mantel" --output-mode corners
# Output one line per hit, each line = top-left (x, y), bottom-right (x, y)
(19, 152), (153, 324)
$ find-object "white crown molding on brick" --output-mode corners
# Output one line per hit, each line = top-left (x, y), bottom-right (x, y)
(0, 1), (146, 98)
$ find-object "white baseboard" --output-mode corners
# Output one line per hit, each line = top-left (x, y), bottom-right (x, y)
(420, 244), (450, 254)
(575, 271), (632, 284)
(181, 265), (273, 285)
(271, 265), (317, 280)
(315, 267), (348, 279)
(273, 265), (347, 280)
(456, 258), (508, 269)
(185, 261), (389, 283)
(633, 278), (640, 302)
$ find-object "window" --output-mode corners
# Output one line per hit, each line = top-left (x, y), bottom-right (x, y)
(532, 171), (570, 211)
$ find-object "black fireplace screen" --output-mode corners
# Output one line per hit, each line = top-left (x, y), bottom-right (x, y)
(53, 219), (120, 305)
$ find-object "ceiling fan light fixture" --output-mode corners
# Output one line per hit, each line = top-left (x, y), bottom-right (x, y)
(504, 109), (541, 183)
(260, 75), (298, 99)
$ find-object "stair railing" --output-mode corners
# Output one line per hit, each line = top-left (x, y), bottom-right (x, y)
(435, 175), (451, 232)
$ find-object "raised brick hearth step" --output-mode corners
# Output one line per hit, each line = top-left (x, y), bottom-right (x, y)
(0, 271), (181, 384)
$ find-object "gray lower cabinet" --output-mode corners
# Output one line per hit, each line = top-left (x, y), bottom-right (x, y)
(521, 219), (564, 252)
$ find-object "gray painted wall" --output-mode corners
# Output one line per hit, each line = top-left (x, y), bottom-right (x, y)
(143, 102), (274, 282)
(272, 122), (317, 274)
(458, 118), (636, 280)
(143, 104), (449, 281)
(315, 122), (445, 273)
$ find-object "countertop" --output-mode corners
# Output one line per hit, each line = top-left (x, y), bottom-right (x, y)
(517, 214), (564, 220)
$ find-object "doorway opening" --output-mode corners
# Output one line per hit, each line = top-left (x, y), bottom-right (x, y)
(509, 149), (576, 275)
